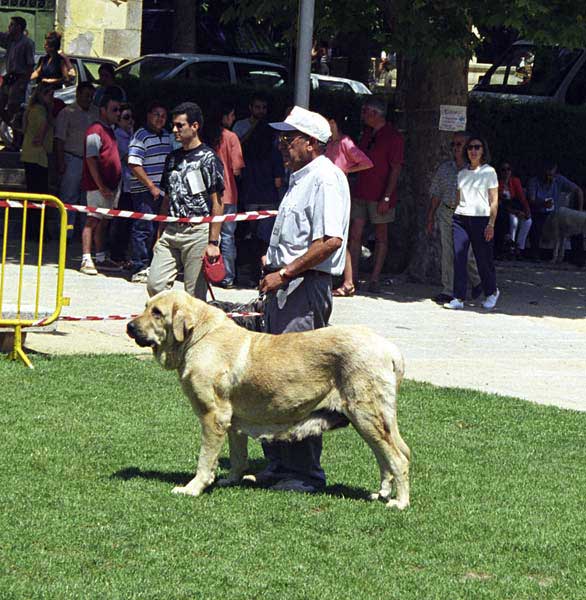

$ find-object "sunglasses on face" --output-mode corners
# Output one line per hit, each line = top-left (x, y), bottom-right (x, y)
(451, 141), (465, 148)
(121, 114), (133, 121)
(172, 121), (188, 129)
(467, 144), (483, 151)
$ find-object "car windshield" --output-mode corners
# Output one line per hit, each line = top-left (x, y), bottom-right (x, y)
(476, 44), (582, 96)
(116, 57), (183, 81)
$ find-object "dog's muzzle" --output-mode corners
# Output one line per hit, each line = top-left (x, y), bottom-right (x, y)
(127, 320), (156, 348)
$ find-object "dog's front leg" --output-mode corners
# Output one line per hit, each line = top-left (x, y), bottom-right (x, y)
(172, 412), (226, 497)
(216, 430), (249, 487)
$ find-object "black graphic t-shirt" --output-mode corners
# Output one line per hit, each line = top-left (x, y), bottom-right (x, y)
(161, 144), (225, 218)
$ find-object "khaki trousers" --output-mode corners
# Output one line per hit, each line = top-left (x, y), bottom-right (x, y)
(147, 223), (209, 300)
(437, 204), (480, 296)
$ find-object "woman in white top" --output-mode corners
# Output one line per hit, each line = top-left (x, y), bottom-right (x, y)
(444, 135), (500, 310)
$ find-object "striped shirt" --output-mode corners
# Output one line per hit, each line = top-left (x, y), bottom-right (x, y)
(430, 159), (460, 209)
(128, 127), (172, 193)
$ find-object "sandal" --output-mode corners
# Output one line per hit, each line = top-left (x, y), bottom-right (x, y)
(333, 283), (355, 297)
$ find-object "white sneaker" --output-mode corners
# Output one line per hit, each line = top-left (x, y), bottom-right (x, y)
(482, 289), (500, 310)
(443, 298), (464, 310)
(80, 257), (97, 276)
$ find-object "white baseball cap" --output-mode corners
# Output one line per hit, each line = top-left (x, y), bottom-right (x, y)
(270, 105), (332, 144)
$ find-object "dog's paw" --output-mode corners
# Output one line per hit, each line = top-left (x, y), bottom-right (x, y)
(385, 498), (409, 510)
(172, 485), (202, 497)
(369, 490), (391, 501)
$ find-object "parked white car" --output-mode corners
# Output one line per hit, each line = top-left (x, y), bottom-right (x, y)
(310, 74), (371, 95)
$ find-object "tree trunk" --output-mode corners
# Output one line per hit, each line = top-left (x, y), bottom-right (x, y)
(173, 0), (197, 53)
(389, 56), (468, 282)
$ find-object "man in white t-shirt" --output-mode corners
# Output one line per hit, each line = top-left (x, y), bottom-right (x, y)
(250, 106), (350, 494)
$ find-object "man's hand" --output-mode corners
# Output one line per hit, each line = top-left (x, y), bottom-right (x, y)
(56, 160), (66, 176)
(377, 198), (391, 215)
(99, 186), (114, 201)
(259, 271), (287, 294)
(484, 223), (495, 242)
(149, 184), (162, 201)
(204, 243), (221, 259)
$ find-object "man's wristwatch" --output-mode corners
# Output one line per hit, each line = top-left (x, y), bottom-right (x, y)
(208, 240), (220, 246)
(279, 267), (291, 280)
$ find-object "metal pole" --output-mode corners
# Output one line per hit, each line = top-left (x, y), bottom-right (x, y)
(294, 0), (315, 108)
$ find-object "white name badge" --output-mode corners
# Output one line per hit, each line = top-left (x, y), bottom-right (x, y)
(186, 168), (206, 195)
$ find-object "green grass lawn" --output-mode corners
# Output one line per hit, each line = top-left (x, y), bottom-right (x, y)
(1, 355), (585, 599)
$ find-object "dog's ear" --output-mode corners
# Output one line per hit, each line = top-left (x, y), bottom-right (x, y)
(172, 304), (194, 343)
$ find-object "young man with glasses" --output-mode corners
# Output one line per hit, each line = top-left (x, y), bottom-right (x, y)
(426, 131), (482, 304)
(127, 101), (172, 282)
(147, 102), (224, 300)
(350, 97), (404, 293)
(80, 95), (123, 275)
(249, 106), (350, 494)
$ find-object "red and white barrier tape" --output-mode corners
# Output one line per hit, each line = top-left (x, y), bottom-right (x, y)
(0, 199), (277, 224)
(34, 311), (263, 327)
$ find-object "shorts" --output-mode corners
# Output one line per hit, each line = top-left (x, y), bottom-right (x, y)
(86, 186), (121, 220)
(350, 197), (396, 224)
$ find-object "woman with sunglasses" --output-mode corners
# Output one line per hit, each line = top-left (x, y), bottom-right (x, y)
(444, 136), (500, 310)
(498, 162), (531, 258)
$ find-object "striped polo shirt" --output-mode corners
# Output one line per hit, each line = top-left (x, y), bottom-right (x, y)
(127, 126), (172, 193)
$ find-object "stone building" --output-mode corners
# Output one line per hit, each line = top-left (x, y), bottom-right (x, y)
(0, 0), (143, 61)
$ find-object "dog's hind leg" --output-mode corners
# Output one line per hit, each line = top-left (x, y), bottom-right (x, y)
(347, 408), (410, 510)
(172, 411), (227, 497)
(216, 430), (249, 487)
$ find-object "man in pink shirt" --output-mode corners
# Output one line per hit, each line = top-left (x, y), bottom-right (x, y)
(350, 97), (404, 293)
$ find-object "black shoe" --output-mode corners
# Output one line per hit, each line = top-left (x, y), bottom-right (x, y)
(433, 293), (453, 304)
(471, 284), (483, 300)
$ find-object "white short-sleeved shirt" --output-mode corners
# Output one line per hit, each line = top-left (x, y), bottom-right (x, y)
(266, 155), (350, 276)
(455, 163), (499, 217)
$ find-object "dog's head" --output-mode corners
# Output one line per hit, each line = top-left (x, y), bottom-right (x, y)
(127, 290), (225, 369)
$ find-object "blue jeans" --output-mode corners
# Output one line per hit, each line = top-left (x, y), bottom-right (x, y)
(130, 191), (161, 274)
(220, 203), (237, 284)
(452, 214), (497, 300)
(59, 153), (86, 239)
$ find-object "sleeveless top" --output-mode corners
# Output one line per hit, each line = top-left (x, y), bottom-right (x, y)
(37, 54), (64, 81)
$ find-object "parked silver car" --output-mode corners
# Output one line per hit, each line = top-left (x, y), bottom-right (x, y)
(115, 53), (288, 88)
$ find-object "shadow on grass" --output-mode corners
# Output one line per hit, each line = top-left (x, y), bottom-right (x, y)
(112, 463), (373, 502)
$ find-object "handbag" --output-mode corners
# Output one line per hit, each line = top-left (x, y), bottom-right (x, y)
(202, 253), (226, 284)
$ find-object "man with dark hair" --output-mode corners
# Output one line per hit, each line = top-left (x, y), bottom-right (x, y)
(233, 92), (269, 142)
(55, 82), (96, 239)
(79, 95), (123, 275)
(127, 100), (172, 282)
(0, 17), (35, 144)
(147, 102), (225, 300)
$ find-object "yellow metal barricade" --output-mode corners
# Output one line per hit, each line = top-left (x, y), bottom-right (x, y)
(0, 192), (69, 368)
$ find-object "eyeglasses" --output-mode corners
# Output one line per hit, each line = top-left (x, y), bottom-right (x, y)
(467, 144), (483, 151)
(121, 114), (133, 121)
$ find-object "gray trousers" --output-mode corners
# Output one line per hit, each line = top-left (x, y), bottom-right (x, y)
(147, 223), (208, 300)
(262, 271), (333, 487)
(437, 203), (480, 296)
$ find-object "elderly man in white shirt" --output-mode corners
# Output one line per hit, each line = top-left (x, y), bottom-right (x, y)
(250, 106), (350, 494)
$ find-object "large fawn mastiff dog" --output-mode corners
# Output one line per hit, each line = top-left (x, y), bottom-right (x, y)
(127, 290), (411, 509)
